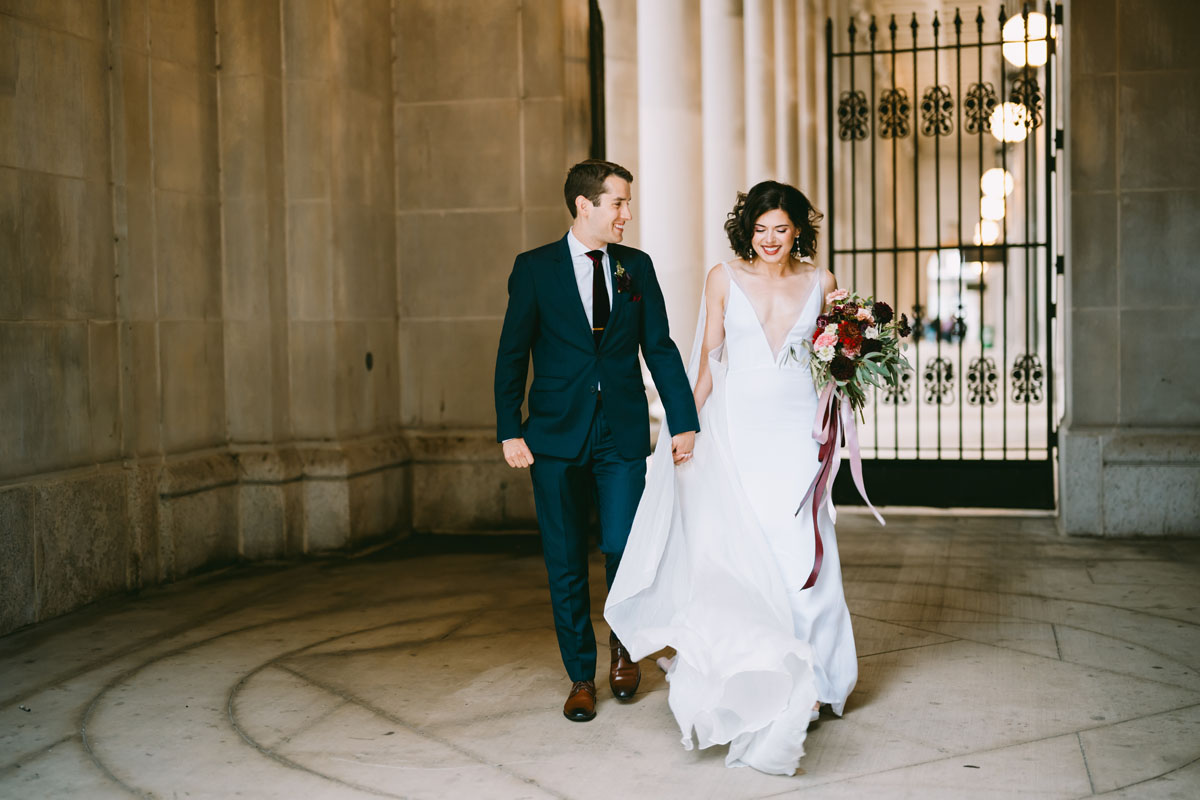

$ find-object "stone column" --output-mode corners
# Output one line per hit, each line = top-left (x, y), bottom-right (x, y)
(773, 0), (798, 182)
(743, 0), (777, 185)
(1060, 0), (1200, 535)
(637, 0), (704, 343)
(701, 0), (746, 268)
(599, 0), (640, 247)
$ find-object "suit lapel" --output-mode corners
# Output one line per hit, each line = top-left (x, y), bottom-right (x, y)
(549, 235), (593, 346)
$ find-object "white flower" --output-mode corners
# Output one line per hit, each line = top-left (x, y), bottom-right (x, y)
(824, 322), (839, 335)
(816, 345), (836, 362)
(864, 325), (880, 339)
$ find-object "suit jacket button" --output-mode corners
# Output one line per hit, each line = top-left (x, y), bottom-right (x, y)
(590, 385), (598, 394)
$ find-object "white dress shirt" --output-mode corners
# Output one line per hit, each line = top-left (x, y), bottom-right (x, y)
(566, 229), (613, 330)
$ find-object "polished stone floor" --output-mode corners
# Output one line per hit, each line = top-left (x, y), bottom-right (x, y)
(2, 513), (1199, 799)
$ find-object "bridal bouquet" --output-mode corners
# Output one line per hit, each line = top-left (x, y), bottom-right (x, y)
(794, 289), (912, 413)
(789, 289), (912, 588)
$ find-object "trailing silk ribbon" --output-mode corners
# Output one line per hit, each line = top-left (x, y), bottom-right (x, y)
(794, 383), (885, 589)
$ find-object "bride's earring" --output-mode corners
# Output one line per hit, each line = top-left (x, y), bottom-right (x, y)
(791, 237), (803, 258)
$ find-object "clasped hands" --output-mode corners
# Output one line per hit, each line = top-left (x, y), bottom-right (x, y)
(503, 430), (697, 469)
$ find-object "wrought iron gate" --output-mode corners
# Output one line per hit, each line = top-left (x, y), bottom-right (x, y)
(826, 3), (1062, 509)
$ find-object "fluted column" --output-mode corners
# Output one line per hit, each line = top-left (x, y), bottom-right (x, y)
(701, 0), (746, 268)
(637, 0), (704, 344)
(744, 0), (777, 185)
(773, 0), (799, 182)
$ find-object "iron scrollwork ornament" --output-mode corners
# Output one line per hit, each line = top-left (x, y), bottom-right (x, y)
(878, 88), (911, 139)
(966, 356), (999, 406)
(838, 90), (870, 141)
(1010, 354), (1044, 403)
(964, 82), (997, 135)
(923, 357), (956, 405)
(881, 367), (913, 406)
(1009, 76), (1043, 129)
(920, 85), (954, 137)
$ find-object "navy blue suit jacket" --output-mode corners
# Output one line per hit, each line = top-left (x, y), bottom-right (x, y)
(494, 235), (699, 460)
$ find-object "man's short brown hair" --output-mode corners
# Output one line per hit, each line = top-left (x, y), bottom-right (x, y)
(563, 160), (634, 218)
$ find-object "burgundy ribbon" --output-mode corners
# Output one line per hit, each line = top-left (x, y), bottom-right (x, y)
(795, 384), (885, 590)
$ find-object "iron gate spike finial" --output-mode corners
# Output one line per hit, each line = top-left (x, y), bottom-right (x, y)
(848, 17), (857, 40)
(869, 16), (877, 40)
(999, 5), (1007, 25)
(889, 13), (897, 38)
(954, 8), (962, 33)
(910, 12), (918, 33)
(976, 6), (985, 30)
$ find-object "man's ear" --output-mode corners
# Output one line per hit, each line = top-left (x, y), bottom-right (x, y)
(574, 195), (590, 218)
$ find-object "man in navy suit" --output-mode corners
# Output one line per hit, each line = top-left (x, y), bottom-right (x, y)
(495, 160), (699, 722)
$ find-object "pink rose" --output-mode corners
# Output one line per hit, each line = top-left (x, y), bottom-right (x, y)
(856, 308), (874, 323)
(814, 330), (838, 349)
(826, 289), (850, 303)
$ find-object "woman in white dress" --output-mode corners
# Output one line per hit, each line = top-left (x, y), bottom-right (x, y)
(605, 181), (857, 776)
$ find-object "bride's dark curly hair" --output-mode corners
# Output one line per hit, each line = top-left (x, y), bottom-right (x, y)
(724, 181), (823, 261)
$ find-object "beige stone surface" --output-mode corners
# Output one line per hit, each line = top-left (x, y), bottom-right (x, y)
(396, 210), (522, 318)
(1, 514), (1198, 798)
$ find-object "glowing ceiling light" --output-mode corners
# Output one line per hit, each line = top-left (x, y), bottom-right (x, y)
(973, 220), (1001, 246)
(981, 168), (1015, 198)
(1002, 12), (1053, 68)
(981, 196), (1007, 222)
(990, 102), (1029, 143)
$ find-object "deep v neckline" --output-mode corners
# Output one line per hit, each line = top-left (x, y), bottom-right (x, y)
(726, 265), (822, 361)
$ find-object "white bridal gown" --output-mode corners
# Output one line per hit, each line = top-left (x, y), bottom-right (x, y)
(605, 264), (857, 776)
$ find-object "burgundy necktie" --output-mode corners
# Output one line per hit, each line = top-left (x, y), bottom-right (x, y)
(586, 250), (609, 348)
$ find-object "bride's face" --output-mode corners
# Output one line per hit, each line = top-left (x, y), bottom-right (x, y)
(751, 208), (797, 264)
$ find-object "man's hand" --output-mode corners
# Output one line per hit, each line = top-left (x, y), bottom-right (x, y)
(671, 431), (696, 465)
(502, 438), (535, 469)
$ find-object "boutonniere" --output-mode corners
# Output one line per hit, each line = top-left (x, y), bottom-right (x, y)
(614, 262), (641, 302)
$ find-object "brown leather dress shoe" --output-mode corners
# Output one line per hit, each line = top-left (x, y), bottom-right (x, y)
(609, 632), (641, 700)
(563, 680), (597, 722)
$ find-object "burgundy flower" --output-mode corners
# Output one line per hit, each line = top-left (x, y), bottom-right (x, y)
(615, 269), (633, 294)
(897, 313), (912, 338)
(830, 354), (856, 382)
(872, 301), (894, 326)
(861, 338), (883, 356)
(841, 302), (859, 318)
(815, 314), (829, 329)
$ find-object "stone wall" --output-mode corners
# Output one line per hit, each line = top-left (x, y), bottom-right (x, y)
(0, 0), (588, 635)
(1061, 0), (1200, 535)
(394, 0), (589, 534)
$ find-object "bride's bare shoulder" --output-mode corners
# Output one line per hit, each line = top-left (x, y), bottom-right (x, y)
(818, 265), (838, 293)
(705, 262), (733, 292)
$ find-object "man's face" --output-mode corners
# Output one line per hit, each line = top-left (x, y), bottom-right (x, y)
(577, 176), (632, 245)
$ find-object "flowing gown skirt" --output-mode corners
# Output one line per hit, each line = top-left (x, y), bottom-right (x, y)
(605, 274), (857, 776)
(725, 362), (857, 715)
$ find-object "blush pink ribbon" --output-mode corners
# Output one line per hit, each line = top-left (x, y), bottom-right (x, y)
(794, 383), (885, 590)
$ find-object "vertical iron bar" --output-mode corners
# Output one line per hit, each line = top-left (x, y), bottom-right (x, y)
(1044, 0), (1056, 456)
(869, 17), (879, 455)
(999, 4), (1009, 461)
(933, 12), (942, 459)
(955, 10), (964, 459)
(890, 16), (900, 458)
(850, 18), (859, 328)
(977, 6), (986, 458)
(912, 13), (921, 458)
(826, 19), (835, 289)
(1023, 2), (1031, 459)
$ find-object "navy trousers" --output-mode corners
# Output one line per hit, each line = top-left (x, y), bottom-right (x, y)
(528, 402), (647, 682)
